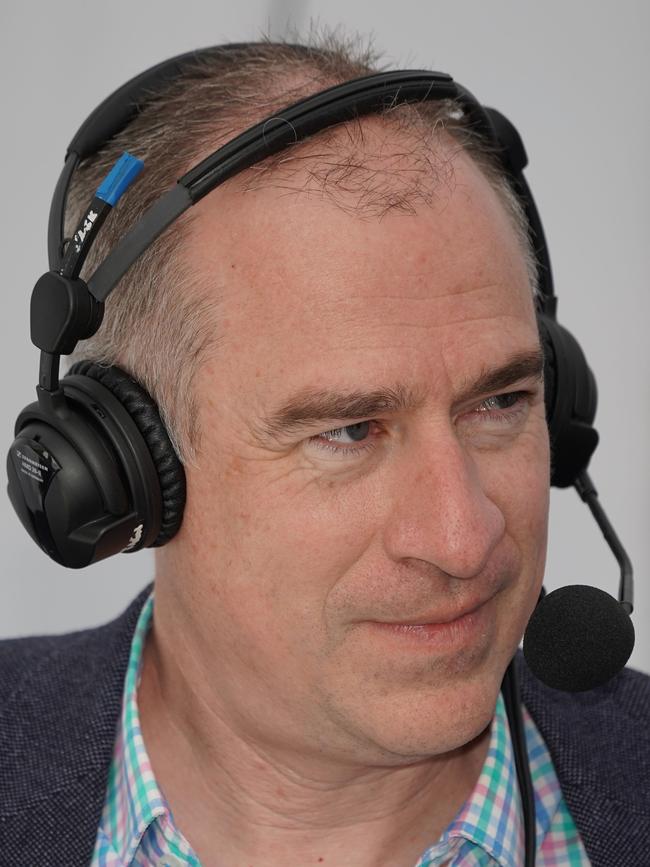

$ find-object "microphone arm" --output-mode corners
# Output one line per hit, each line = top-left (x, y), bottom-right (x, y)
(573, 470), (634, 615)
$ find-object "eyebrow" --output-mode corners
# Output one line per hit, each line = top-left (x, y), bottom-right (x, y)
(256, 347), (545, 442)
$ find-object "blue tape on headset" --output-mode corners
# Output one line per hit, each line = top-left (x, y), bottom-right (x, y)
(95, 152), (144, 207)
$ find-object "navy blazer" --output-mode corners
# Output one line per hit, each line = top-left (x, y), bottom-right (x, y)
(1, 585), (649, 867)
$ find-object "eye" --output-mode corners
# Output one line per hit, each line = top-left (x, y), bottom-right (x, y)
(468, 390), (532, 424)
(308, 421), (379, 458)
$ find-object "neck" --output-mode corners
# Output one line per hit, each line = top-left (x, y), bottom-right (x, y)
(137, 582), (492, 867)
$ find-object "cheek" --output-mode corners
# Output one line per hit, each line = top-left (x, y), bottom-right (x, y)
(498, 424), (550, 542)
(486, 424), (551, 617)
(186, 439), (387, 636)
(242, 472), (387, 614)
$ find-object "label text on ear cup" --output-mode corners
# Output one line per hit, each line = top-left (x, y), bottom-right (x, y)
(12, 441), (60, 489)
(123, 523), (144, 551)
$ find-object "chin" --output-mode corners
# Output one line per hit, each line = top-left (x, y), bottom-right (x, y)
(335, 657), (504, 764)
(392, 685), (497, 759)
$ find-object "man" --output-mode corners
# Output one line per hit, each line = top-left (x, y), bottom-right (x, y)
(1, 37), (649, 867)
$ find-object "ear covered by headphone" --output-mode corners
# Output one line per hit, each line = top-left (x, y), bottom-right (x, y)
(537, 312), (599, 487)
(6, 47), (602, 568)
(7, 359), (186, 567)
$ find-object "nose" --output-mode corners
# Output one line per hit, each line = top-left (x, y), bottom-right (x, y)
(382, 428), (506, 580)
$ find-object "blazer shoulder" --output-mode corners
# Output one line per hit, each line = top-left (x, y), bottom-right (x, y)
(0, 627), (94, 710)
(519, 654), (650, 724)
(517, 652), (650, 809)
(0, 585), (152, 712)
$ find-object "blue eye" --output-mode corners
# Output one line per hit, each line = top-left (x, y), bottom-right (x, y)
(472, 391), (530, 423)
(310, 421), (377, 457)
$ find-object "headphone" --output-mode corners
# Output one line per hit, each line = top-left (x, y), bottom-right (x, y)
(5, 43), (638, 867)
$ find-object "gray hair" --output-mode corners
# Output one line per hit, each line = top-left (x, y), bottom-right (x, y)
(66, 32), (540, 468)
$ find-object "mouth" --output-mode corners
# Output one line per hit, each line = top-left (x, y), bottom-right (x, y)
(374, 592), (496, 627)
(365, 593), (496, 649)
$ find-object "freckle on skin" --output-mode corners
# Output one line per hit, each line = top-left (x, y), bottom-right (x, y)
(229, 456), (243, 474)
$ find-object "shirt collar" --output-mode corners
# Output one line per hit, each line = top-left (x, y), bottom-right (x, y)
(104, 590), (169, 863)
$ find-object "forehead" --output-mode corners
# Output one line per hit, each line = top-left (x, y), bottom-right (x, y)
(188, 140), (538, 402)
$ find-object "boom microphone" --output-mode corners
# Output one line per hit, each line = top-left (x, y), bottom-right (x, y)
(523, 470), (635, 691)
(523, 584), (635, 691)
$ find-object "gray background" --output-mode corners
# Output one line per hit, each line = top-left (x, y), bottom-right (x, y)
(1, 1), (648, 675)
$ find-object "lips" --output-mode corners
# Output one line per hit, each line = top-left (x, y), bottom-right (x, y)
(366, 595), (495, 652)
(374, 593), (494, 627)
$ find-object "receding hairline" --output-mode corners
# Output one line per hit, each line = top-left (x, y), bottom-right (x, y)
(174, 91), (539, 313)
(181, 120), (536, 332)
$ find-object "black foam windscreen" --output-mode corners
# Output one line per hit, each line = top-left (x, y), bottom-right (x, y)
(523, 584), (635, 692)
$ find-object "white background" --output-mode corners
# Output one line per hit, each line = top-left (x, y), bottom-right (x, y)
(1, 1), (648, 675)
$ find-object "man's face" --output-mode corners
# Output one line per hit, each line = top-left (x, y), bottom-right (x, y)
(167, 139), (550, 764)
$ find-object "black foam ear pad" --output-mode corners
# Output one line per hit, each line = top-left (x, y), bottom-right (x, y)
(67, 360), (186, 545)
(535, 314), (599, 488)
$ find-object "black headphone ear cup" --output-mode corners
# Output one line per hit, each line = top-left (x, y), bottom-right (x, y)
(67, 361), (186, 545)
(536, 313), (599, 488)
